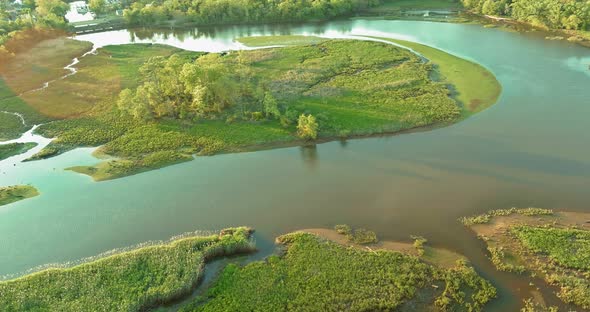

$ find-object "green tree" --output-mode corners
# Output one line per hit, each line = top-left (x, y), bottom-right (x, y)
(35, 0), (69, 26)
(22, 0), (37, 10)
(563, 14), (582, 30)
(297, 114), (318, 140)
(263, 92), (280, 119)
(89, 0), (107, 16)
(117, 88), (135, 115)
(35, 0), (69, 18)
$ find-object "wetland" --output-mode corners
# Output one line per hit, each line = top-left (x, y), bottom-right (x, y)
(1, 12), (590, 312)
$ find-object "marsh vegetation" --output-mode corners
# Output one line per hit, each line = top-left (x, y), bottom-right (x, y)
(0, 227), (255, 311)
(463, 209), (590, 310)
(180, 231), (496, 311)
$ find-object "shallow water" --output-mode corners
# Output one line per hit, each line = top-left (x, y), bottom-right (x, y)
(1, 19), (589, 310)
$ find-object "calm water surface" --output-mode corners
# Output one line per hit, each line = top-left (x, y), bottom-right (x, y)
(1, 20), (590, 310)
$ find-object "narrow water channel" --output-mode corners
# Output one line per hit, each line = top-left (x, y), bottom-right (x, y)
(1, 19), (589, 310)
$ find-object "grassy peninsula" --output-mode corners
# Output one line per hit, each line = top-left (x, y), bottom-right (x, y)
(0, 34), (500, 181)
(0, 142), (37, 161)
(21, 37), (497, 181)
(0, 227), (255, 311)
(181, 230), (496, 312)
(463, 208), (590, 310)
(0, 185), (39, 206)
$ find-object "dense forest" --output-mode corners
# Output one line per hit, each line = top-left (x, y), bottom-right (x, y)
(461, 0), (590, 30)
(122, 0), (382, 26)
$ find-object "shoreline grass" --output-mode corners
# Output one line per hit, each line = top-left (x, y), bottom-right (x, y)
(236, 35), (328, 47)
(0, 185), (39, 206)
(0, 227), (255, 311)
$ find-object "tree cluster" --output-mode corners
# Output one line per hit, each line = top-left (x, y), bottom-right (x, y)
(462, 0), (590, 30)
(122, 0), (382, 26)
(117, 53), (281, 122)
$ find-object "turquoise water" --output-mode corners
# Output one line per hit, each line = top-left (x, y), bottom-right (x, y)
(1, 19), (589, 310)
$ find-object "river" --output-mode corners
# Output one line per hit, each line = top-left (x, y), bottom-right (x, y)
(1, 19), (589, 310)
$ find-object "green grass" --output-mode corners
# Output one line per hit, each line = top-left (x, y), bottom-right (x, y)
(0, 111), (28, 141)
(0, 142), (37, 160)
(371, 37), (502, 115)
(236, 35), (328, 47)
(0, 227), (255, 311)
(511, 226), (590, 271)
(0, 185), (39, 206)
(370, 0), (461, 11)
(180, 232), (496, 311)
(459, 207), (553, 226)
(0, 78), (50, 126)
(183, 120), (294, 148)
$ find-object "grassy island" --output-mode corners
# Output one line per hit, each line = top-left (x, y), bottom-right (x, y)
(462, 208), (590, 310)
(1, 35), (500, 181)
(0, 142), (37, 161)
(0, 227), (255, 311)
(181, 230), (496, 312)
(0, 185), (39, 206)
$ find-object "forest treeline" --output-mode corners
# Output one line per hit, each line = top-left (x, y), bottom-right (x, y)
(461, 0), (590, 30)
(122, 0), (382, 26)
